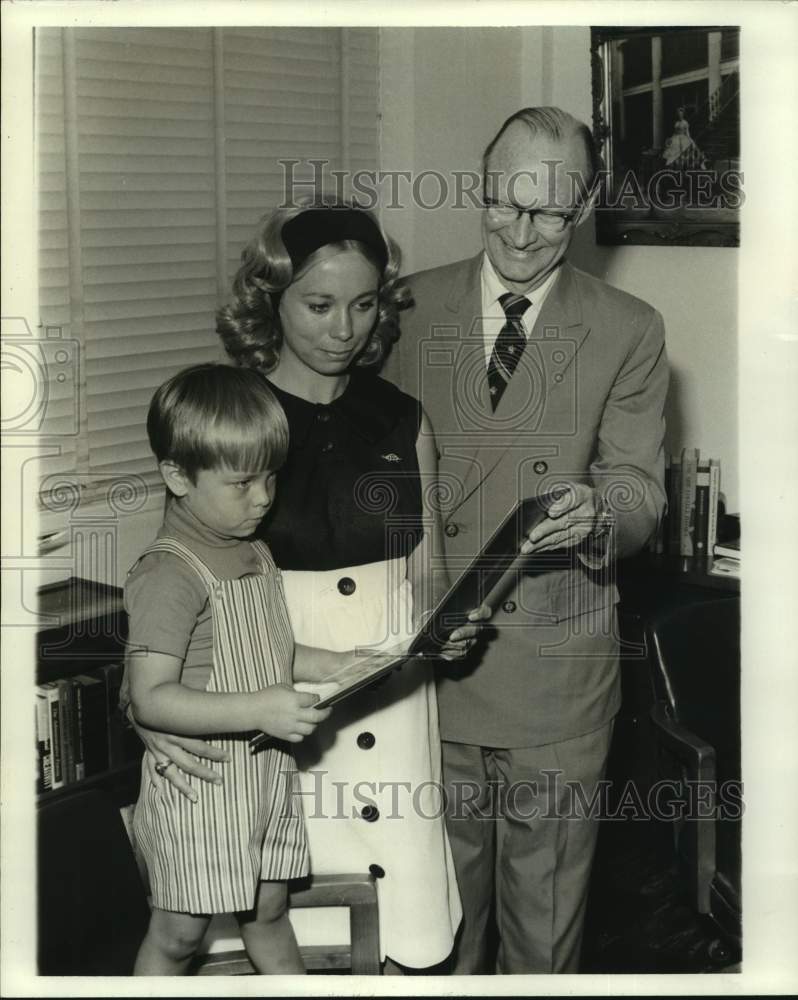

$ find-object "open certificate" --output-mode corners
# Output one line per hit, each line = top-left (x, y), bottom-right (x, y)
(249, 494), (556, 749)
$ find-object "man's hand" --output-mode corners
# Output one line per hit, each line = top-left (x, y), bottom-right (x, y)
(429, 602), (492, 661)
(521, 484), (603, 554)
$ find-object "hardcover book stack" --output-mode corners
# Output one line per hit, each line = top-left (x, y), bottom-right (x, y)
(654, 448), (730, 574)
(710, 537), (741, 579)
(35, 663), (139, 793)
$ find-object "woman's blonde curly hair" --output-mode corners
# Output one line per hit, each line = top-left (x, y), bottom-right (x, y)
(216, 196), (411, 373)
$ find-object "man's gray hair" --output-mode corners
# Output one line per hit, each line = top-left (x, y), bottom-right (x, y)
(482, 106), (603, 190)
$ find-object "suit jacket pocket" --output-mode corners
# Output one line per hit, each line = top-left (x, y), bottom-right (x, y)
(546, 568), (619, 623)
(520, 567), (619, 624)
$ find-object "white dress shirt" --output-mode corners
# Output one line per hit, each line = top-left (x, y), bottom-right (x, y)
(479, 253), (560, 367)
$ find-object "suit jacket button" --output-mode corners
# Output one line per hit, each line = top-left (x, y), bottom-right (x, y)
(337, 576), (356, 596)
(502, 600), (517, 614)
(361, 805), (379, 823)
(357, 731), (375, 749)
(533, 460), (548, 474)
(445, 523), (459, 538)
(369, 864), (385, 878)
(321, 441), (334, 453)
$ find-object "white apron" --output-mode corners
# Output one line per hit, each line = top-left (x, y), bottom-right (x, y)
(283, 557), (462, 968)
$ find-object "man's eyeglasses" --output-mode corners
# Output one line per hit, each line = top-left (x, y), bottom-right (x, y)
(482, 197), (579, 236)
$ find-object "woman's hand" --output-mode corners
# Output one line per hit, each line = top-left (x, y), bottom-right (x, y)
(131, 714), (231, 802)
(294, 643), (356, 684)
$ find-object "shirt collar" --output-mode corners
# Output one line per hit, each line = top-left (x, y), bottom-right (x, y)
(480, 252), (561, 312)
(162, 495), (243, 549)
(267, 371), (399, 448)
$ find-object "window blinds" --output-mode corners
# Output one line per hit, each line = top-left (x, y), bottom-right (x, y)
(36, 26), (380, 487)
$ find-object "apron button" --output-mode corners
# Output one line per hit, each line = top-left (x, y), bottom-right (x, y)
(356, 731), (375, 749)
(360, 805), (380, 823)
(337, 576), (356, 596)
(533, 460), (548, 474)
(368, 863), (385, 878)
(445, 523), (459, 538)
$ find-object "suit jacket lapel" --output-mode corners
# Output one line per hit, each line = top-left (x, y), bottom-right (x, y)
(420, 256), (488, 492)
(449, 262), (592, 513)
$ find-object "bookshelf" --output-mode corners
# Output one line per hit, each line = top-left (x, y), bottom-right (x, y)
(36, 577), (142, 801)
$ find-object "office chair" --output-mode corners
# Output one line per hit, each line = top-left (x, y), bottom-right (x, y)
(645, 595), (741, 947)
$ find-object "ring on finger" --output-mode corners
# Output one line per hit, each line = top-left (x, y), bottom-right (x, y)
(154, 760), (173, 778)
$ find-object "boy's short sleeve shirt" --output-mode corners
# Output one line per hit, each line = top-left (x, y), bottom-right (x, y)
(123, 499), (262, 698)
(124, 549), (214, 693)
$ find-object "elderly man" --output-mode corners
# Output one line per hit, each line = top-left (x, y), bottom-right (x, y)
(385, 107), (668, 973)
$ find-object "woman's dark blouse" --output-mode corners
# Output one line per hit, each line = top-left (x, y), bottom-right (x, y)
(258, 372), (424, 571)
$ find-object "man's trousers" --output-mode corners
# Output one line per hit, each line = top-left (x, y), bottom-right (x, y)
(442, 720), (614, 974)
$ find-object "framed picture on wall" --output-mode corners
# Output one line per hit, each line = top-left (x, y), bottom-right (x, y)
(590, 26), (740, 246)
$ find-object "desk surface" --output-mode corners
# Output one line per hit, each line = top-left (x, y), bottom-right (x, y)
(619, 553), (740, 596)
(37, 577), (127, 684)
(38, 576), (124, 629)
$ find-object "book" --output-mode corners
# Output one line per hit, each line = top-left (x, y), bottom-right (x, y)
(679, 448), (699, 557)
(693, 463), (710, 572)
(73, 673), (110, 778)
(71, 677), (86, 782)
(57, 678), (76, 785)
(250, 493), (558, 749)
(35, 687), (53, 792)
(709, 556), (740, 579)
(667, 457), (682, 555)
(707, 459), (721, 568)
(714, 537), (740, 560)
(41, 683), (64, 790)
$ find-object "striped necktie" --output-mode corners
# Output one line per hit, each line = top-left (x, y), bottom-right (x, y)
(487, 292), (531, 410)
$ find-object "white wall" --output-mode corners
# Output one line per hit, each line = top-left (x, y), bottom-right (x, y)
(379, 27), (522, 274)
(380, 25), (739, 511)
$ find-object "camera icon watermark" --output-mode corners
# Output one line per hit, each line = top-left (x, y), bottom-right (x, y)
(415, 319), (579, 443)
(1, 316), (149, 648)
(1, 317), (80, 436)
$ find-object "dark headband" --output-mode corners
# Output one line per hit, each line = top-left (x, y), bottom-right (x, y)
(281, 207), (389, 273)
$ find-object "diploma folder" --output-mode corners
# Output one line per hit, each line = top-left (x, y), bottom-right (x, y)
(249, 494), (554, 750)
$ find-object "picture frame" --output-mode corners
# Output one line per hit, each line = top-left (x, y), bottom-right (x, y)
(590, 26), (740, 247)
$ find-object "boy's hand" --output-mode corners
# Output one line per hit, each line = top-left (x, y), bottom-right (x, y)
(253, 683), (332, 743)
